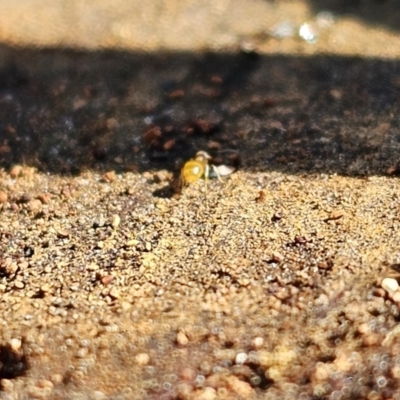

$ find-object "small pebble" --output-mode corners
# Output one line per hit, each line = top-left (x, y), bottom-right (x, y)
(392, 291), (400, 303)
(1, 379), (14, 392)
(326, 209), (343, 221)
(235, 352), (248, 365)
(271, 251), (284, 262)
(181, 367), (196, 381)
(92, 391), (106, 400)
(37, 379), (54, 390)
(9, 165), (22, 178)
(392, 365), (400, 379)
(100, 275), (114, 285)
(163, 139), (176, 150)
(153, 170), (171, 183)
(381, 277), (399, 294)
(135, 353), (150, 366)
(9, 338), (22, 351)
(19, 193), (32, 203)
(102, 171), (116, 182)
(40, 284), (51, 293)
(28, 199), (43, 214)
(111, 214), (120, 229)
(50, 374), (63, 385)
(57, 229), (70, 239)
(252, 336), (264, 348)
(195, 387), (216, 400)
(176, 331), (189, 346)
(37, 193), (51, 204)
(14, 281), (25, 289)
(0, 191), (7, 203)
(169, 89), (184, 99)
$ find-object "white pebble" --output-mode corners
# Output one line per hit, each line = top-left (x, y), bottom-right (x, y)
(235, 352), (248, 365)
(252, 336), (264, 348)
(381, 278), (399, 294)
(92, 391), (106, 400)
(9, 338), (22, 351)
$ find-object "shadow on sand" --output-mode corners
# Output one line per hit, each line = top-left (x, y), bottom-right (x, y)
(0, 44), (399, 178)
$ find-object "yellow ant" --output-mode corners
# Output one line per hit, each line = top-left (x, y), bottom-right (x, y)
(179, 150), (223, 195)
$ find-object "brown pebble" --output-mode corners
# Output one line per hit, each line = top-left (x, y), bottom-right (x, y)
(36, 193), (51, 204)
(143, 126), (162, 145)
(102, 171), (116, 183)
(0, 191), (7, 203)
(0, 144), (11, 154)
(207, 140), (220, 150)
(263, 97), (277, 107)
(271, 251), (284, 262)
(60, 185), (73, 198)
(9, 165), (22, 178)
(325, 209), (344, 221)
(163, 139), (176, 150)
(272, 211), (283, 221)
(180, 367), (196, 381)
(19, 193), (32, 203)
(169, 89), (185, 99)
(294, 236), (308, 244)
(211, 75), (223, 84)
(57, 229), (70, 239)
(256, 190), (266, 203)
(100, 275), (114, 285)
(317, 261), (329, 269)
(373, 288), (386, 298)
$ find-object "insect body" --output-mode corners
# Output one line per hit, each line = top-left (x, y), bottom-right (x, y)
(180, 151), (221, 194)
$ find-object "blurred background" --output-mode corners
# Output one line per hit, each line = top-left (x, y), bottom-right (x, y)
(1, 0), (400, 54)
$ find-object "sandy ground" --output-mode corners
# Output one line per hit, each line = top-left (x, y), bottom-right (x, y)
(1, 1), (400, 399)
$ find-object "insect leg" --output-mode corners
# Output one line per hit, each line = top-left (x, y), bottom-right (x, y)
(211, 164), (223, 182)
(204, 164), (210, 196)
